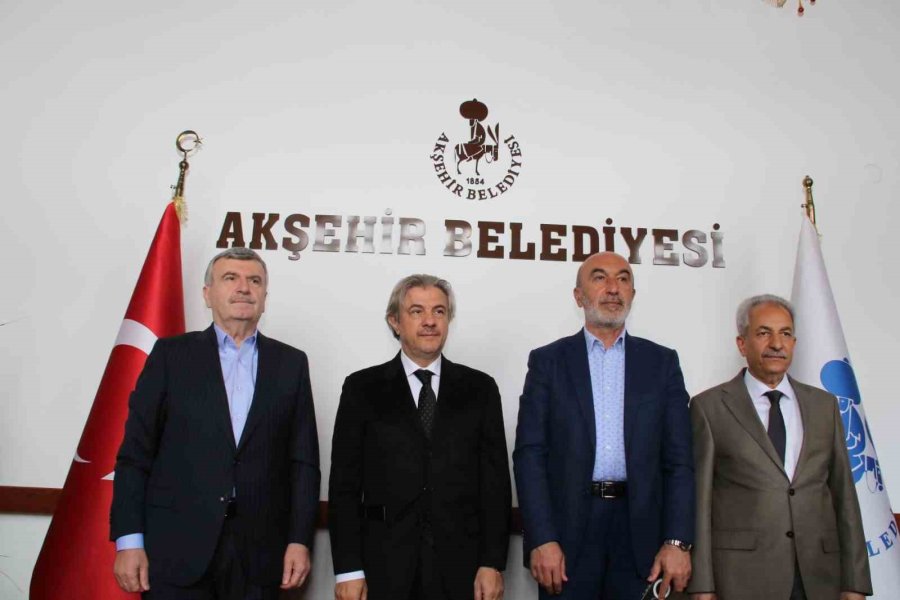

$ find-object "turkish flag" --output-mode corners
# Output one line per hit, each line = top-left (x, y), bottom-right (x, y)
(31, 202), (184, 599)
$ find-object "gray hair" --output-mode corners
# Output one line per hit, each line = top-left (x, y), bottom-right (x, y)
(385, 274), (455, 339)
(204, 247), (268, 286)
(736, 294), (794, 336)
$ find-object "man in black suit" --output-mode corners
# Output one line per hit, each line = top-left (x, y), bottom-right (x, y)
(329, 274), (511, 600)
(111, 247), (320, 599)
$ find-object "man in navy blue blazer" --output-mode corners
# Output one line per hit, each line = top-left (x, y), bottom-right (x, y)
(111, 248), (320, 599)
(514, 252), (694, 599)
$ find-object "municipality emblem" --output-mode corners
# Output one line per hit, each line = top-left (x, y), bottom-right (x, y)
(430, 98), (523, 201)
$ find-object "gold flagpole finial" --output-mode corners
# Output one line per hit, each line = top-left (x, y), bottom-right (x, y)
(172, 130), (202, 224)
(801, 175), (817, 232)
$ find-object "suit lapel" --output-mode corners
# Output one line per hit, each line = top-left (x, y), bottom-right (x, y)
(623, 334), (639, 458)
(385, 353), (427, 442)
(721, 370), (788, 478)
(201, 325), (237, 453)
(789, 375), (812, 484)
(564, 331), (596, 455)
(431, 356), (460, 446)
(236, 332), (278, 453)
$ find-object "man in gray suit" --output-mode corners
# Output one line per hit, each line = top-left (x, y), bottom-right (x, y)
(688, 294), (871, 600)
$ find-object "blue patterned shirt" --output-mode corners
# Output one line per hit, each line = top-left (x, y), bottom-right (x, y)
(585, 328), (627, 481)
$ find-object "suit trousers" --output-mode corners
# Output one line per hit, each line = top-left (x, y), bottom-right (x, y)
(790, 560), (807, 600)
(409, 528), (450, 600)
(143, 519), (279, 600)
(540, 497), (646, 600)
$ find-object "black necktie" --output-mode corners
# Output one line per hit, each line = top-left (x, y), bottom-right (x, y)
(414, 369), (437, 440)
(765, 390), (787, 466)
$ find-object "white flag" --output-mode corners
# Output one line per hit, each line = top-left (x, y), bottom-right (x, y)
(790, 211), (900, 597)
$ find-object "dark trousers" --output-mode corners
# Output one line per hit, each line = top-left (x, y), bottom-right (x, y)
(539, 497), (646, 600)
(409, 529), (450, 600)
(143, 521), (279, 600)
(790, 561), (807, 600)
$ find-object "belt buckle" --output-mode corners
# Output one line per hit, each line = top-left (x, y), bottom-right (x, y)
(600, 481), (615, 499)
(362, 505), (387, 522)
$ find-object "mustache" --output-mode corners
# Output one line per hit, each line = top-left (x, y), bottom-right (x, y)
(762, 351), (787, 359)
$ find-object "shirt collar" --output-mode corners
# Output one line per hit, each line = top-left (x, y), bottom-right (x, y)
(400, 351), (442, 378)
(584, 327), (626, 353)
(213, 323), (258, 350)
(743, 368), (795, 402)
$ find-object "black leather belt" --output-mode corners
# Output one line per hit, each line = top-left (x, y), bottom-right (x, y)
(361, 498), (424, 527)
(590, 480), (627, 498)
(361, 505), (387, 522)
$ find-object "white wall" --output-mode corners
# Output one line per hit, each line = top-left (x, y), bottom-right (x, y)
(2, 0), (899, 597)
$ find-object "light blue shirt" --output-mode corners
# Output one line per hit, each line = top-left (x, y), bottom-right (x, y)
(585, 328), (627, 482)
(214, 324), (259, 446)
(116, 324), (259, 551)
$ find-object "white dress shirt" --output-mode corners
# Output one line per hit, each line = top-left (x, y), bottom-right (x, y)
(743, 370), (804, 481)
(334, 352), (442, 584)
(400, 351), (442, 404)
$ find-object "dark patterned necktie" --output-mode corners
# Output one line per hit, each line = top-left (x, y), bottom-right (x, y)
(765, 390), (787, 465)
(414, 369), (437, 440)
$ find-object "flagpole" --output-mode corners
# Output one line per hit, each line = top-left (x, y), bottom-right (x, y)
(801, 174), (817, 230)
(172, 130), (202, 224)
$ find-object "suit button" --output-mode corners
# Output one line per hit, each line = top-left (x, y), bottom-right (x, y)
(234, 459), (240, 465)
(789, 488), (795, 496)
(786, 531), (795, 538)
(219, 496), (226, 502)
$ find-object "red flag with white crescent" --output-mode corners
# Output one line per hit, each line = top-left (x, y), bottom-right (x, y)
(31, 202), (184, 599)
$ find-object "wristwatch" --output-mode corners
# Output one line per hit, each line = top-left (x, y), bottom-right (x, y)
(663, 539), (693, 552)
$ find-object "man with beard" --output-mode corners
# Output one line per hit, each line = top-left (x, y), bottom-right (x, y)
(514, 252), (694, 600)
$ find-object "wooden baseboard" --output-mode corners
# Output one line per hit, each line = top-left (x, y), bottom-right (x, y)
(0, 486), (61, 515)
(0, 485), (893, 535)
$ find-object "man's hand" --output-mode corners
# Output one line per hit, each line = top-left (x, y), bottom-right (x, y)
(529, 541), (568, 595)
(840, 593), (866, 600)
(690, 594), (717, 600)
(281, 543), (310, 589)
(474, 566), (504, 600)
(648, 544), (691, 597)
(335, 578), (367, 600)
(113, 548), (150, 593)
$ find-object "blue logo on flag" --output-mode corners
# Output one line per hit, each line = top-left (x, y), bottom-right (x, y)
(821, 358), (883, 492)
